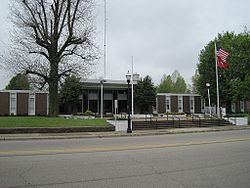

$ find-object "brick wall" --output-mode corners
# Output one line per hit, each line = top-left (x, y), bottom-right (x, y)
(157, 96), (166, 113)
(17, 93), (29, 115)
(0, 92), (10, 116)
(35, 93), (48, 116)
(245, 101), (250, 113)
(171, 96), (178, 112)
(194, 96), (201, 113)
(183, 96), (190, 113)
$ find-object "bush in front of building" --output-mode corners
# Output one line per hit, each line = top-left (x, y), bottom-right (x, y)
(77, 110), (95, 117)
(83, 109), (94, 116)
(164, 112), (186, 115)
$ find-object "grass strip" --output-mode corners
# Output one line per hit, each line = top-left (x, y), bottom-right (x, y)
(0, 117), (109, 128)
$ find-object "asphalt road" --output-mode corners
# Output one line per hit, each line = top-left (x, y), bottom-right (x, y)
(1, 130), (250, 188)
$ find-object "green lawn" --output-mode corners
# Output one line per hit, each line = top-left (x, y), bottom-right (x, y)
(0, 117), (109, 128)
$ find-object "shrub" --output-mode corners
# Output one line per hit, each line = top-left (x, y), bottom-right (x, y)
(84, 109), (93, 116)
(164, 112), (185, 115)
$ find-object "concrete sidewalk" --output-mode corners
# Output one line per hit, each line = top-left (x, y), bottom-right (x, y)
(0, 125), (249, 141)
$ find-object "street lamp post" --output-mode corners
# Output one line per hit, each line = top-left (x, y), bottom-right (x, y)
(100, 79), (106, 118)
(126, 71), (132, 133)
(206, 83), (212, 117)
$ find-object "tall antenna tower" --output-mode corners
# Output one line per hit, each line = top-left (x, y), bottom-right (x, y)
(104, 0), (107, 79)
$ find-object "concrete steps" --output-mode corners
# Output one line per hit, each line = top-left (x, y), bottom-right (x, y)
(132, 121), (156, 130)
(132, 119), (233, 130)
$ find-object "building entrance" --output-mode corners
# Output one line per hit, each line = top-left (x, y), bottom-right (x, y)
(104, 100), (112, 113)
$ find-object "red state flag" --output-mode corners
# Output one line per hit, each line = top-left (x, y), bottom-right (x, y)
(217, 48), (229, 70)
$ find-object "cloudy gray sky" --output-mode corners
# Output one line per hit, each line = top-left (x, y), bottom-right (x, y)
(1, 0), (250, 89)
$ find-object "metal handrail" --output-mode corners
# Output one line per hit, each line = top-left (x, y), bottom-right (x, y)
(191, 114), (201, 127)
(173, 115), (180, 128)
(145, 115), (158, 129)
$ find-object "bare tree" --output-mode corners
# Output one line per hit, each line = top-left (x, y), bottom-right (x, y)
(2, 0), (98, 116)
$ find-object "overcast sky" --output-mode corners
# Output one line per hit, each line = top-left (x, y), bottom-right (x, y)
(1, 0), (250, 89)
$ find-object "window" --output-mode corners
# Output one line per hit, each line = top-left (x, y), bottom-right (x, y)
(178, 96), (183, 112)
(231, 103), (236, 113)
(240, 101), (244, 112)
(201, 99), (205, 113)
(201, 99), (205, 110)
(10, 93), (17, 115)
(190, 97), (194, 113)
(165, 96), (170, 112)
(178, 100), (182, 109)
(118, 90), (126, 94)
(166, 100), (170, 110)
(88, 90), (98, 100)
(104, 90), (113, 100)
(89, 89), (98, 94)
(104, 90), (112, 94)
(29, 93), (35, 115)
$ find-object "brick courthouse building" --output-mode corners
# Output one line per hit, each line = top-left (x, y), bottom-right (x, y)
(0, 90), (48, 116)
(1, 85), (249, 116)
(61, 80), (207, 115)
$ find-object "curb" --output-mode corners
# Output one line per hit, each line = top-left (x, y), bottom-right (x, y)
(0, 126), (249, 141)
(0, 126), (115, 134)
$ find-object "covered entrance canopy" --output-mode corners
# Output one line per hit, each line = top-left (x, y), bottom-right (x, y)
(79, 79), (137, 116)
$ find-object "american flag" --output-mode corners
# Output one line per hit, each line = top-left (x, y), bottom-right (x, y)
(217, 48), (229, 70)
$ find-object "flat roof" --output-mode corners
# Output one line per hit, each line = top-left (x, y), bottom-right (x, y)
(0, 90), (49, 94)
(157, 93), (201, 97)
(81, 79), (137, 90)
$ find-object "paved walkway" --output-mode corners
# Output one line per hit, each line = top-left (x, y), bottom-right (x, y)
(107, 120), (128, 131)
(0, 125), (249, 141)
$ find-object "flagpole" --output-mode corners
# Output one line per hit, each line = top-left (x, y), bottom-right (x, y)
(214, 41), (220, 118)
(131, 56), (134, 116)
(104, 0), (107, 79)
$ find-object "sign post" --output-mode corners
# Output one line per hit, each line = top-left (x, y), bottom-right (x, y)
(114, 99), (118, 126)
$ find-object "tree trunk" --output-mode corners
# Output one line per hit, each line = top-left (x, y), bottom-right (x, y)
(48, 61), (59, 117)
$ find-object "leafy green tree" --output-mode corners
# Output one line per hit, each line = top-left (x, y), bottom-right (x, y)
(191, 70), (199, 93)
(60, 75), (83, 115)
(157, 74), (173, 93)
(5, 73), (30, 90)
(157, 70), (188, 93)
(173, 76), (187, 93)
(134, 75), (156, 113)
(195, 31), (250, 112)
